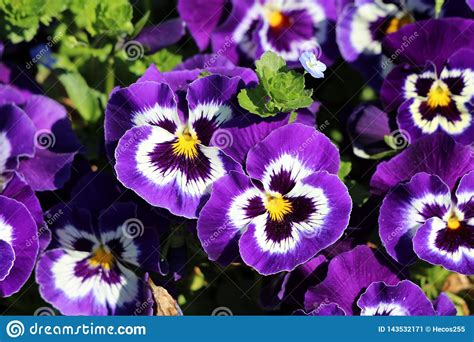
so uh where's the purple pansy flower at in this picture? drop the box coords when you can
[211,0,338,65]
[304,245,403,315]
[370,133,474,196]
[379,171,474,274]
[381,19,474,145]
[106,75,243,219]
[197,124,352,275]
[0,195,39,297]
[0,94,81,192]
[357,280,436,316]
[36,202,160,315]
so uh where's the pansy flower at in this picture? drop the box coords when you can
[106,75,243,218]
[0,194,39,297]
[379,171,474,274]
[356,280,436,316]
[36,202,160,315]
[0,94,81,191]
[381,19,474,145]
[302,280,450,316]
[211,0,338,65]
[304,245,402,315]
[198,124,352,275]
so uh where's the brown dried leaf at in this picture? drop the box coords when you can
[148,278,182,316]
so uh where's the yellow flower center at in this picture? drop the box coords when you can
[427,81,451,108]
[385,14,412,34]
[172,128,200,159]
[264,193,293,222]
[268,11,284,28]
[89,246,115,270]
[447,217,461,230]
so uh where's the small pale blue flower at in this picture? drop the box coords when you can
[299,51,326,79]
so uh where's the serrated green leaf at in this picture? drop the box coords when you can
[238,51,313,117]
[58,72,102,123]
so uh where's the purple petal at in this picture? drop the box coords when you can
[177,0,226,51]
[357,280,436,316]
[0,196,39,297]
[304,245,402,315]
[246,124,340,183]
[0,240,14,281]
[0,104,35,172]
[135,19,186,54]
[348,104,392,159]
[197,171,256,265]
[18,95,80,191]
[2,173,49,250]
[382,18,474,70]
[433,292,457,316]
[105,81,180,157]
[370,133,474,196]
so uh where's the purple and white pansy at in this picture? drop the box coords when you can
[356,280,436,316]
[211,0,338,65]
[0,195,39,297]
[36,203,160,316]
[379,171,474,274]
[106,75,243,219]
[381,19,474,145]
[197,124,352,275]
[304,246,455,316]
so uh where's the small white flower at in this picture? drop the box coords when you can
[299,51,327,79]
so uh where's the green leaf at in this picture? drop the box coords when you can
[338,161,352,181]
[238,51,313,117]
[0,0,67,43]
[70,0,133,37]
[131,11,150,39]
[58,72,102,123]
